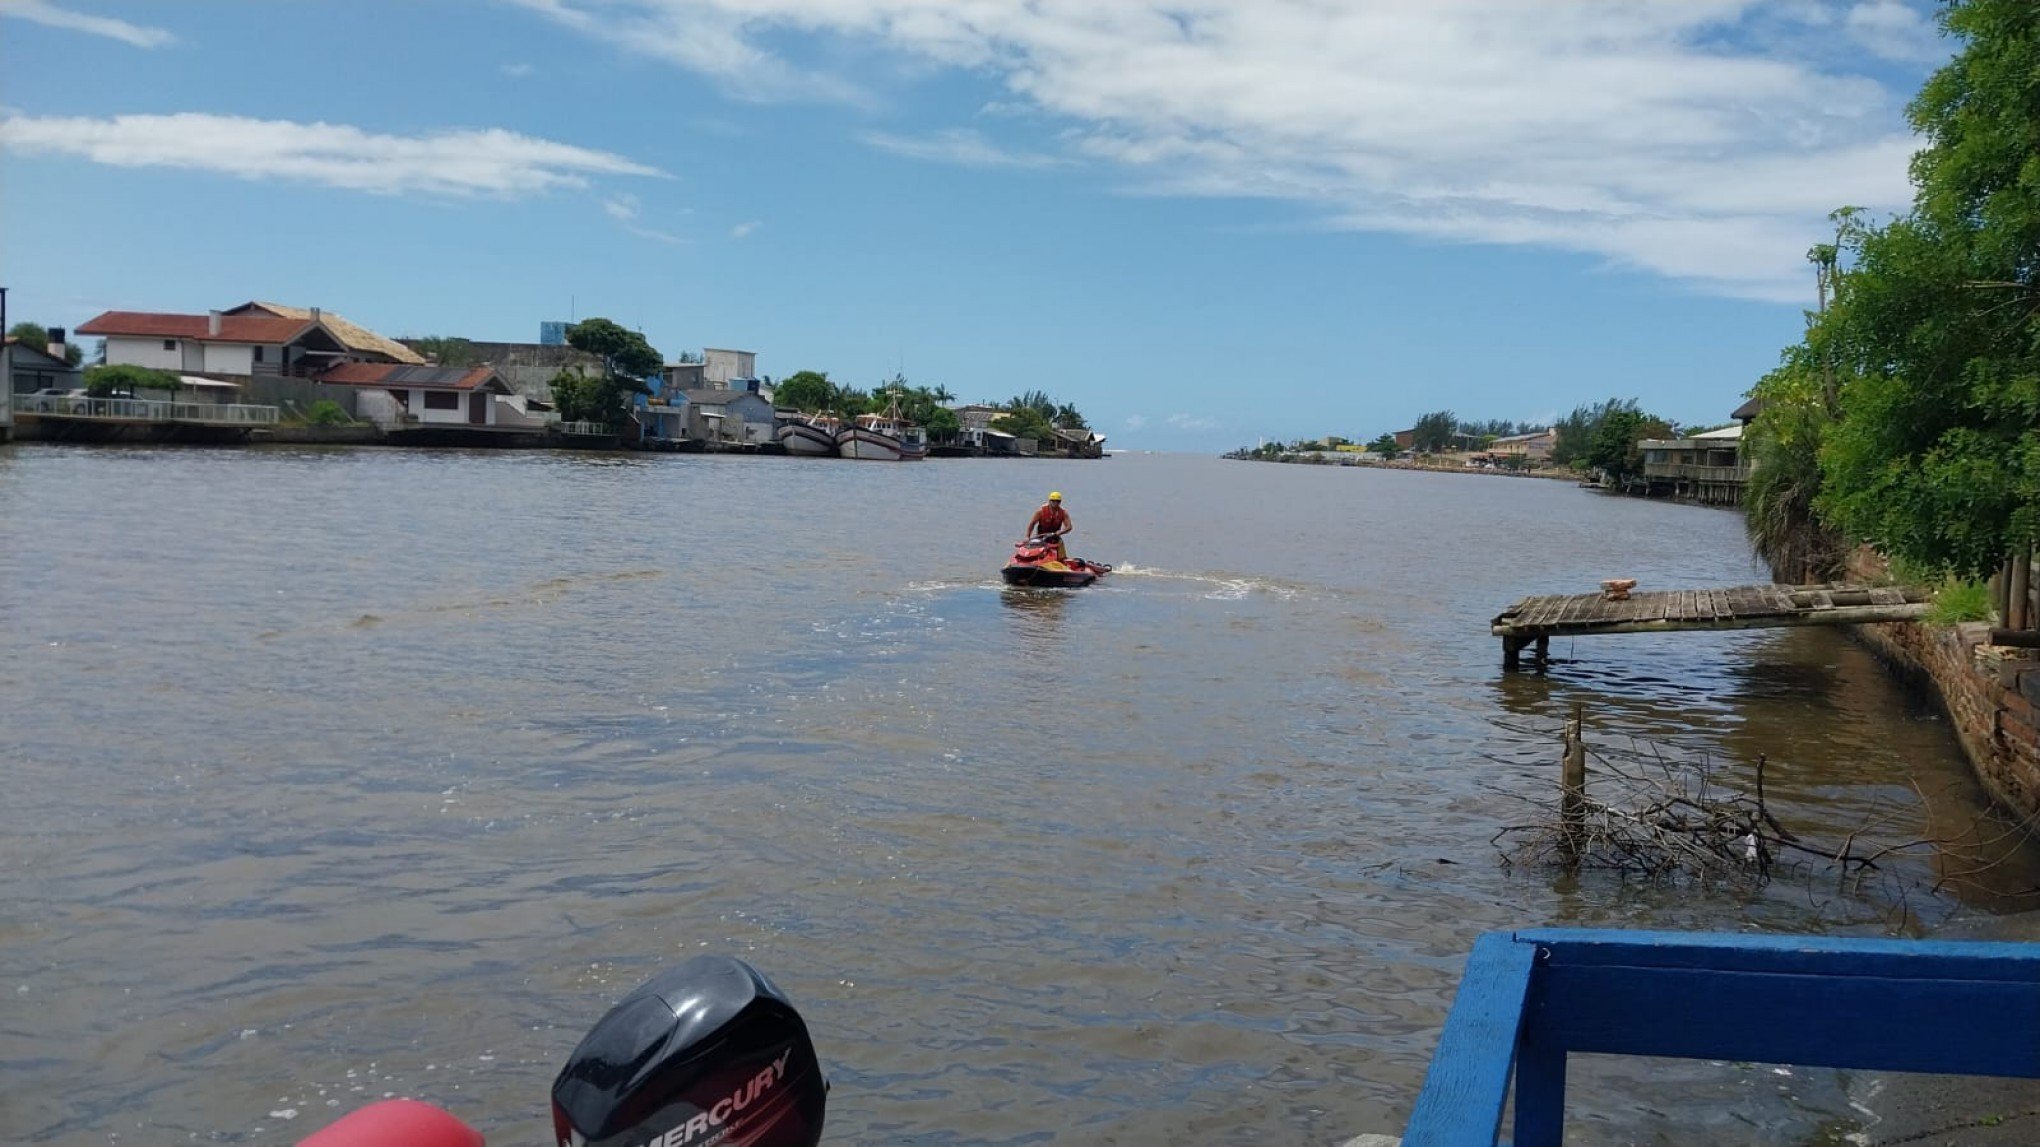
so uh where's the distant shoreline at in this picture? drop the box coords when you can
[1228,453,1583,483]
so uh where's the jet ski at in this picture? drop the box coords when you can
[1001,533,1112,588]
[297,954,827,1147]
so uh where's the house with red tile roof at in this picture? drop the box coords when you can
[77,304,422,379]
[314,362,528,430]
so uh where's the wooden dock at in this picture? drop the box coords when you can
[1492,582,1932,668]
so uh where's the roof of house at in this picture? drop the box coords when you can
[679,387,771,406]
[318,362,508,391]
[77,310,312,344]
[1489,429,1554,444]
[229,302,425,364]
[2,337,75,368]
[1732,396,1764,421]
[1691,424,1744,440]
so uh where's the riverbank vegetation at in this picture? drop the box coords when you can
[1742,0,2039,593]
[775,373,1085,444]
[1227,400,1676,480]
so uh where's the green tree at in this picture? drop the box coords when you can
[1410,409,1458,453]
[1581,407,1673,484]
[566,318,661,382]
[547,369,604,424]
[9,321,49,349]
[1551,398,1643,467]
[775,370,836,412]
[993,406,1055,442]
[83,363,181,397]
[923,405,960,442]
[1367,433,1403,460]
[1806,0,2040,579]
[410,335,478,367]
[1744,347,1848,581]
[9,321,83,366]
[562,318,659,426]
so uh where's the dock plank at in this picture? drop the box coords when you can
[1492,581,1934,647]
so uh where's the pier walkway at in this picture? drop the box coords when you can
[1491,582,1932,668]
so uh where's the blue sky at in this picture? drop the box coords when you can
[0,1,1949,448]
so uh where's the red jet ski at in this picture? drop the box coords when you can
[1001,533,1112,588]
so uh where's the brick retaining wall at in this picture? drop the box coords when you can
[1856,619,2040,830]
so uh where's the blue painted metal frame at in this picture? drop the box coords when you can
[1403,929,2040,1146]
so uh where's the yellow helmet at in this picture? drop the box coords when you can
[1048,491,1062,501]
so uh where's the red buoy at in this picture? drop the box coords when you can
[296,1099,484,1147]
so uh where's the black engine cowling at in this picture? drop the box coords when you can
[550,955,826,1147]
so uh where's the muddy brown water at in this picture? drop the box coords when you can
[1,446,2032,1144]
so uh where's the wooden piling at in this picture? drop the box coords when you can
[2009,553,2031,632]
[1561,703,1587,860]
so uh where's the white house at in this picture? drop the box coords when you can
[317,363,518,429]
[78,303,423,378]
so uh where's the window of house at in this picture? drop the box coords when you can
[423,390,460,410]
[253,346,264,363]
[163,339,176,351]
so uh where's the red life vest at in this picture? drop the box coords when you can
[1031,504,1069,534]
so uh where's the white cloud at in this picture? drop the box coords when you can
[861,128,1065,170]
[1166,413,1220,433]
[602,193,686,243]
[0,0,173,48]
[503,0,867,104]
[1124,414,1147,431]
[0,112,664,197]
[1845,1,1943,62]
[730,219,761,239]
[501,61,536,77]
[508,0,1946,300]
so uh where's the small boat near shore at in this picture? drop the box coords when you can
[776,414,839,456]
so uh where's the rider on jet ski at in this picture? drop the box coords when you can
[1025,491,1072,560]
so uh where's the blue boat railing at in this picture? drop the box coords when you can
[1405,928,2040,1146]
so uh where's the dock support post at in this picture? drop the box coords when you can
[1561,703,1587,861]
[1534,635,1550,670]
[2009,553,2031,631]
[1503,635,1525,670]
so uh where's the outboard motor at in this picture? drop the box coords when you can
[550,955,827,1147]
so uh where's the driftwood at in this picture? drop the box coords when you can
[1491,713,2034,905]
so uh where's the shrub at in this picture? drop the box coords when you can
[305,400,352,426]
[1927,579,1993,625]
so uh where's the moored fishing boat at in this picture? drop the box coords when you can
[775,413,839,456]
[836,395,926,460]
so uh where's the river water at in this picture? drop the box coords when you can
[2,446,2034,1145]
